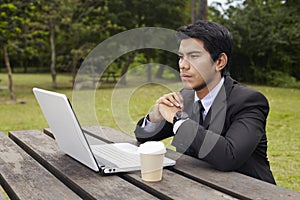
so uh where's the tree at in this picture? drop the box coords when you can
[198,0,208,20]
[191,0,208,21]
[0,1,36,100]
[107,0,189,84]
[66,0,116,84]
[211,0,300,85]
[1,0,189,86]
[35,0,65,88]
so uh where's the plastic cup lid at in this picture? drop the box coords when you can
[138,141,166,154]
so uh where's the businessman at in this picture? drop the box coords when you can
[134,20,276,184]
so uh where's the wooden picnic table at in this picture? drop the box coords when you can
[0,127,299,200]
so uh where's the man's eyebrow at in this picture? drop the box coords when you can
[177,50,203,55]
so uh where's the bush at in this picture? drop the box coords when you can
[250,67,300,88]
[266,70,300,88]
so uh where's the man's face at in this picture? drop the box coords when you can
[178,38,218,90]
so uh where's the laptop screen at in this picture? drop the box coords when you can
[33,88,100,171]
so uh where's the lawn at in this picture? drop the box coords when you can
[0,73,299,193]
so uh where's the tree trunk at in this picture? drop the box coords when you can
[71,56,78,86]
[23,59,28,73]
[191,0,196,23]
[156,65,164,79]
[71,49,80,86]
[3,45,16,101]
[197,0,208,20]
[50,21,57,88]
[145,53,152,82]
[119,53,136,85]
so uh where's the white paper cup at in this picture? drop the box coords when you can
[138,141,166,182]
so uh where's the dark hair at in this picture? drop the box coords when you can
[176,20,232,76]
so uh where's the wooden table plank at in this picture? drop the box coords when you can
[8,130,155,200]
[125,170,236,200]
[0,132,81,200]
[44,128,236,200]
[82,126,300,200]
[171,155,300,200]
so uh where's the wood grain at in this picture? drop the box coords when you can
[83,126,300,200]
[0,132,81,200]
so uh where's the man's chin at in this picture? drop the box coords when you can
[182,81,207,91]
[194,83,207,91]
[182,82,194,89]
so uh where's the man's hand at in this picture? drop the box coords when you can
[156,92,184,123]
[158,103,181,123]
[148,92,184,123]
[156,92,184,109]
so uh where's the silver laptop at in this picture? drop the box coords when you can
[33,88,175,175]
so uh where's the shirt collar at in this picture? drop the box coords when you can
[194,77,225,114]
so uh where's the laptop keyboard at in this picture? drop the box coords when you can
[91,144,140,167]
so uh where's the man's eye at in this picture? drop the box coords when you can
[190,54,200,58]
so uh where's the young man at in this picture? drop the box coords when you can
[134,20,276,184]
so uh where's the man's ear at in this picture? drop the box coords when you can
[215,53,228,72]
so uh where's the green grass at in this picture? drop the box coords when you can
[0,73,299,193]
[252,85,300,192]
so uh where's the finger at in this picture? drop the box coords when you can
[157,97,175,107]
[167,92,183,108]
[156,93,181,107]
[166,93,178,106]
[173,92,184,108]
[156,94,172,106]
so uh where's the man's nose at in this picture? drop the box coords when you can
[179,57,190,70]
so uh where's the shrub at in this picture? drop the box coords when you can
[266,70,300,88]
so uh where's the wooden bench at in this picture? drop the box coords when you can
[90,71,120,85]
[100,71,119,83]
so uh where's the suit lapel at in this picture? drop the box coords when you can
[203,76,234,133]
[181,89,195,116]
[204,85,226,133]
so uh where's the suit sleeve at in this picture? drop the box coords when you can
[172,90,269,171]
[134,118,174,143]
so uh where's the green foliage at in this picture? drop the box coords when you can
[0,2,21,44]
[107,0,188,29]
[105,0,188,74]
[266,70,300,88]
[0,0,189,75]
[252,67,300,88]
[0,0,47,74]
[210,0,300,85]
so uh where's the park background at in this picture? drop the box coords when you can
[1,0,299,194]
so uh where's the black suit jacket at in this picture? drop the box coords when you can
[134,76,276,184]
